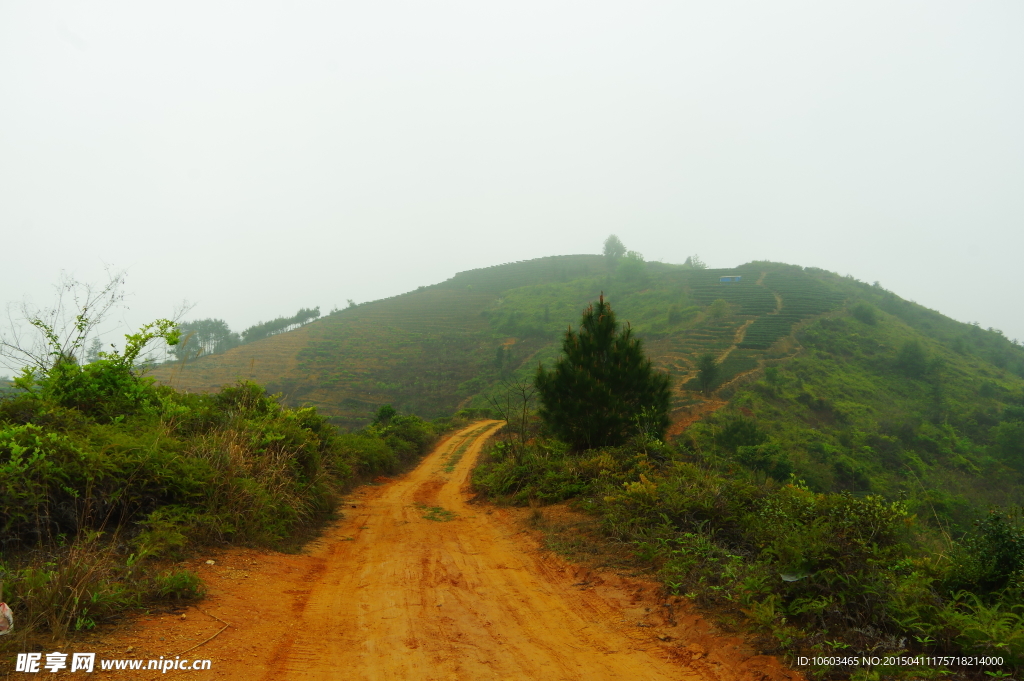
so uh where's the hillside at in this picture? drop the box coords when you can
[152,255,605,424]
[153,255,829,424]
[153,253,1024,522]
[12,252,1024,672]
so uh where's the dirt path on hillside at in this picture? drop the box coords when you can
[54,423,802,681]
[262,421,699,681]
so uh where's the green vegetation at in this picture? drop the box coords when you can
[153,255,611,427]
[139,245,1024,676]
[153,252,1024,510]
[172,307,321,361]
[240,307,321,344]
[478,434,1024,675]
[474,267,1024,678]
[695,352,719,395]
[416,503,457,522]
[603,234,626,267]
[171,318,239,359]
[0,320,443,646]
[535,295,670,450]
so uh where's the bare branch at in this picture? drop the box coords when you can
[0,268,127,372]
[487,377,536,459]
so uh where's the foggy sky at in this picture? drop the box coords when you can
[1,1,1022,356]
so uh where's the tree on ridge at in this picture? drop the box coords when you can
[603,234,626,265]
[535,294,671,450]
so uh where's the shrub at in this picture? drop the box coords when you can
[736,442,793,481]
[708,298,731,319]
[851,302,878,325]
[0,376,445,642]
[695,353,719,395]
[718,416,767,452]
[535,295,671,449]
[896,339,929,378]
[945,509,1024,597]
[152,569,205,600]
[474,434,1024,671]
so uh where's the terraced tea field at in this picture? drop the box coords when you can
[739,270,846,349]
[685,268,777,315]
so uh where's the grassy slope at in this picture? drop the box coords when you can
[152,255,607,427]
[152,255,1024,526]
[696,277,1024,531]
[470,267,1024,672]
[156,257,835,425]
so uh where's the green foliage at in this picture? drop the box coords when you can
[416,504,456,522]
[10,318,182,421]
[172,318,239,360]
[851,302,878,325]
[993,420,1024,470]
[0,360,442,642]
[162,255,1024,437]
[896,339,929,378]
[707,298,731,319]
[373,403,398,425]
[603,234,626,264]
[473,439,647,504]
[717,416,767,451]
[736,442,793,481]
[695,352,719,395]
[684,255,707,269]
[475,433,1024,671]
[240,306,320,344]
[945,509,1024,597]
[152,569,205,600]
[535,295,671,450]
[616,250,647,281]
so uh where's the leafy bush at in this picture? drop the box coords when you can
[851,303,878,325]
[945,509,1024,597]
[152,569,205,600]
[475,433,1024,675]
[896,339,929,378]
[708,298,731,319]
[0,369,443,643]
[736,442,793,481]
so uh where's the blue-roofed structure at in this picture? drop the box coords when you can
[719,275,742,283]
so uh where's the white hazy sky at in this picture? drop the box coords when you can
[1,1,1022,349]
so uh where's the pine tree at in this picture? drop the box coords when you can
[535,295,671,450]
[696,352,719,394]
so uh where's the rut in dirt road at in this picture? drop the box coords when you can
[262,422,699,680]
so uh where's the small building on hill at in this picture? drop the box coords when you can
[719,275,742,283]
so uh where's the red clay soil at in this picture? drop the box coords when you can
[667,399,727,439]
[39,422,803,681]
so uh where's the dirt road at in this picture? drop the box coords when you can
[70,422,800,681]
[265,420,689,680]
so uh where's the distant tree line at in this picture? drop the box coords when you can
[173,319,239,360]
[172,307,320,361]
[240,307,320,343]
